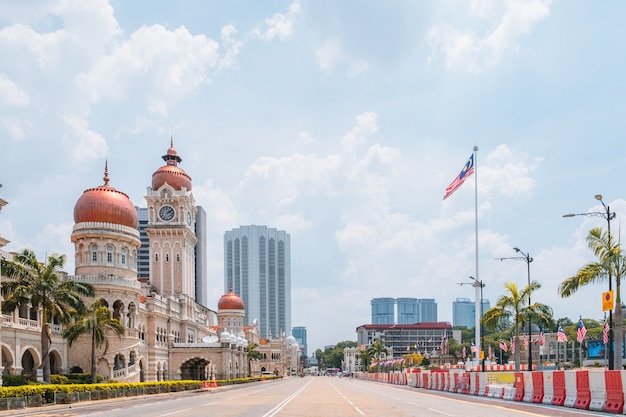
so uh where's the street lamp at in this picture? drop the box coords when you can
[458,276,486,371]
[563,194,616,370]
[497,248,534,371]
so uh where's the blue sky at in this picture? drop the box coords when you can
[1,0,625,352]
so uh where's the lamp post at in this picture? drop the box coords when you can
[458,276,486,371]
[563,194,616,370]
[497,248,534,371]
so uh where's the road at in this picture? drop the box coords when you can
[3,376,611,417]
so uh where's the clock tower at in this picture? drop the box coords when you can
[144,140,198,298]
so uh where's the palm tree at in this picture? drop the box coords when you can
[558,226,626,369]
[356,347,373,372]
[63,299,125,383]
[482,281,553,371]
[246,342,262,377]
[369,339,387,372]
[1,249,95,383]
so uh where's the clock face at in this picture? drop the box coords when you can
[159,205,175,221]
[187,211,192,226]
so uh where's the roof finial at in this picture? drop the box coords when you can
[103,160,110,185]
[170,133,173,149]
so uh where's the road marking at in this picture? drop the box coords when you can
[161,408,191,416]
[427,408,453,416]
[405,401,421,407]
[262,378,314,417]
[355,406,365,415]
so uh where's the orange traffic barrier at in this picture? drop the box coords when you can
[574,370,591,410]
[513,372,524,402]
[531,372,544,403]
[605,370,624,414]
[551,370,566,406]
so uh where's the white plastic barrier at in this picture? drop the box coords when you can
[588,369,607,412]
[477,372,487,396]
[564,370,577,408]
[449,369,462,392]
[542,370,554,405]
[503,386,516,401]
[522,371,533,403]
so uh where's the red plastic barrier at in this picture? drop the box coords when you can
[531,372,544,403]
[605,370,624,414]
[473,373,480,396]
[458,372,470,394]
[421,373,429,389]
[513,372,525,402]
[574,370,591,410]
[552,370,566,406]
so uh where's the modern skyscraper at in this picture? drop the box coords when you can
[396,298,419,324]
[292,326,307,357]
[417,299,437,322]
[224,225,291,339]
[453,297,490,328]
[371,298,395,324]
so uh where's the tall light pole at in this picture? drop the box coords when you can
[563,194,616,370]
[497,248,534,371]
[458,276,486,371]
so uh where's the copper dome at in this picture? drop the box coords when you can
[151,140,192,191]
[73,163,138,229]
[218,291,245,310]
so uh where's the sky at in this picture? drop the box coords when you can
[1,0,626,353]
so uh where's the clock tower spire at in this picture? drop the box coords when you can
[145,140,197,298]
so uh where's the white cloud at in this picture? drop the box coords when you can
[218,24,243,71]
[62,113,108,160]
[0,74,29,107]
[252,1,301,41]
[428,0,552,73]
[340,112,378,153]
[316,39,341,72]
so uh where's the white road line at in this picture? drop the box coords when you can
[428,407,453,416]
[355,406,365,415]
[160,408,191,416]
[262,378,314,417]
[405,401,421,407]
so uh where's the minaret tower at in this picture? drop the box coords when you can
[144,140,197,297]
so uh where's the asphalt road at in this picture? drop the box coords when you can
[2,376,613,417]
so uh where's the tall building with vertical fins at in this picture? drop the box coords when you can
[224,226,291,339]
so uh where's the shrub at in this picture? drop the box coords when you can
[50,374,69,385]
[2,375,36,387]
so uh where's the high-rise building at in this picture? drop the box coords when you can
[224,225,291,339]
[371,297,395,324]
[417,299,437,322]
[453,297,490,328]
[396,298,418,324]
[292,326,307,357]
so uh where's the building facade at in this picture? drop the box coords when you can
[224,226,291,339]
[292,326,307,358]
[0,143,297,384]
[452,298,491,328]
[371,297,437,324]
[370,298,395,324]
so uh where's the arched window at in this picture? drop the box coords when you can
[165,253,169,262]
[176,253,180,262]
[91,245,98,262]
[121,248,127,265]
[155,253,159,262]
[106,245,114,263]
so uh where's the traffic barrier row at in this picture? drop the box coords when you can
[355,368,626,414]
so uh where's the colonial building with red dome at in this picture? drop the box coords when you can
[0,142,299,383]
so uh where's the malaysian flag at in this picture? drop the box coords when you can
[510,337,515,354]
[603,320,610,345]
[470,342,477,353]
[577,318,587,343]
[499,339,508,352]
[523,334,528,349]
[488,345,492,361]
[443,153,475,200]
[462,345,467,359]
[539,330,545,346]
[557,326,568,343]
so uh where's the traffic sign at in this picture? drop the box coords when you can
[603,290,614,312]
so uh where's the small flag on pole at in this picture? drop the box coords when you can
[510,337,515,354]
[577,318,587,343]
[462,346,467,359]
[470,342,477,353]
[540,330,545,346]
[443,153,475,200]
[557,326,568,343]
[499,339,508,352]
[603,320,610,345]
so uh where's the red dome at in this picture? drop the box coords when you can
[218,291,245,310]
[74,163,138,229]
[151,142,192,191]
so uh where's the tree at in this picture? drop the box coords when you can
[63,299,125,383]
[1,249,95,383]
[558,226,626,369]
[482,281,553,372]
[357,348,373,371]
[246,342,262,377]
[369,339,387,372]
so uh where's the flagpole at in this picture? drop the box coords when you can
[472,145,482,370]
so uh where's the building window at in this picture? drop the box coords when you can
[106,246,113,263]
[176,253,180,262]
[155,253,159,262]
[91,245,98,262]
[165,253,169,262]
[121,248,127,265]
